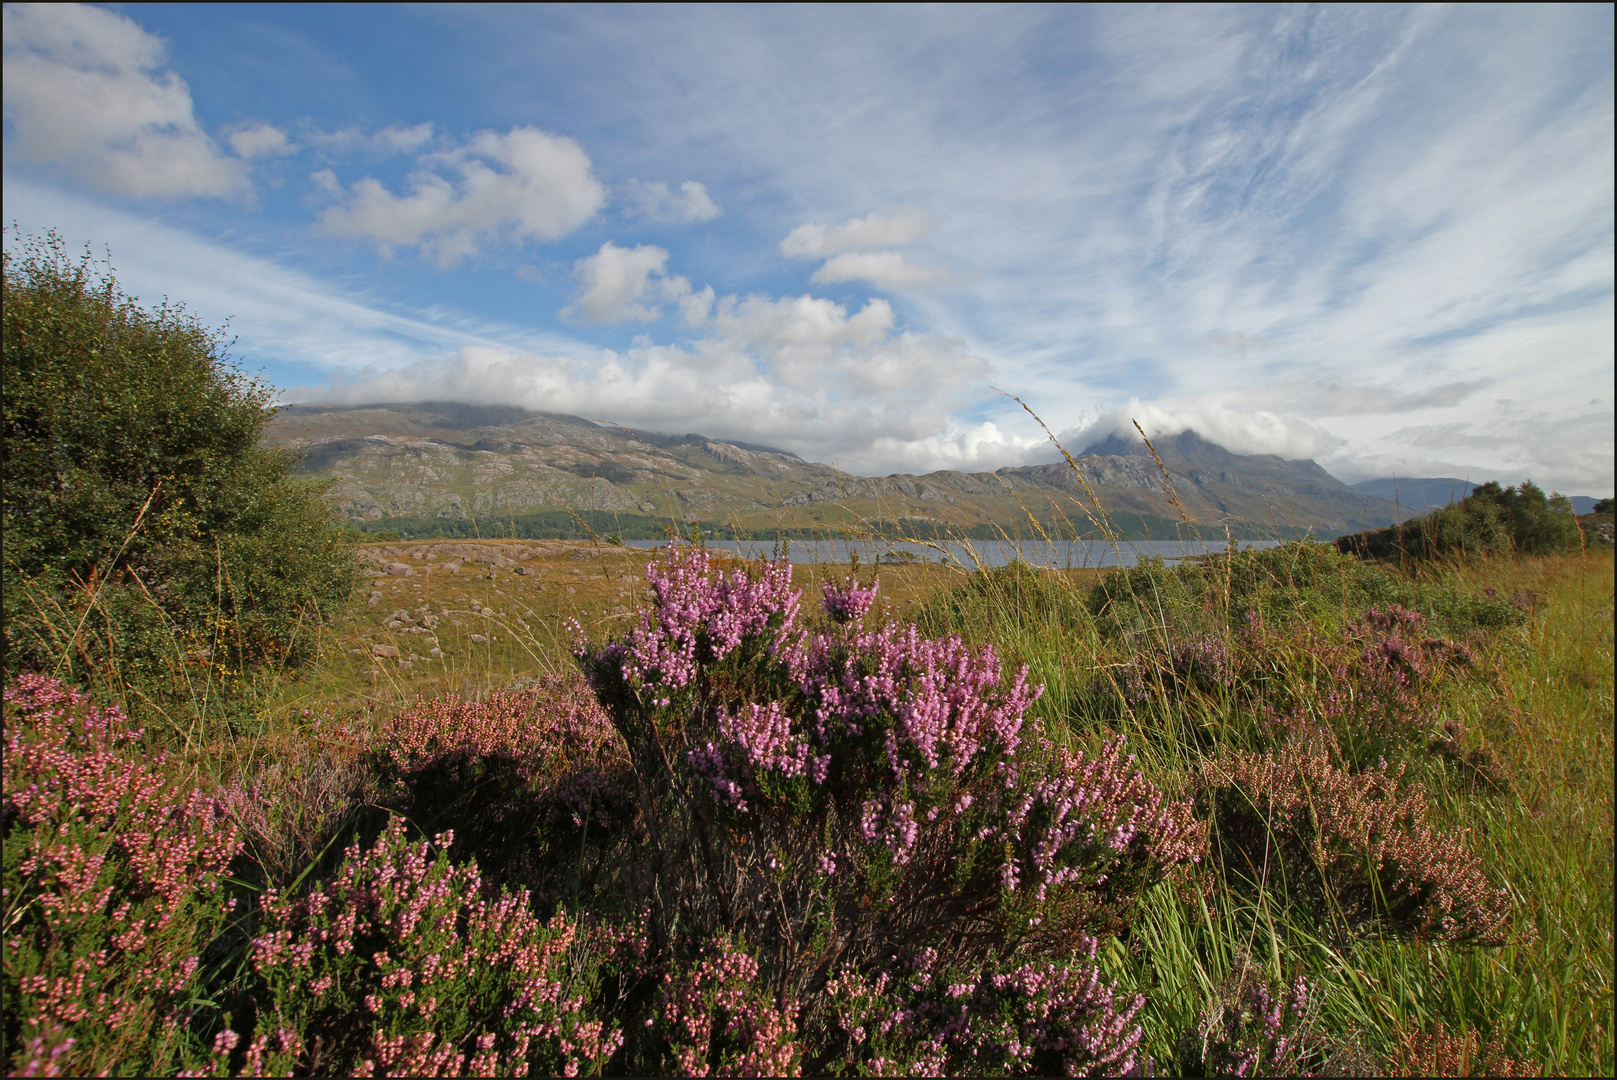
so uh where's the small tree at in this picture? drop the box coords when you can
[2,229,356,717]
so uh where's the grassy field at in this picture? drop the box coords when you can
[242,541,1612,1073]
[6,536,1611,1075]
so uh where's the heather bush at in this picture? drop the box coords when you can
[1119,603,1476,770]
[576,545,1205,1040]
[374,675,633,904]
[1198,744,1512,945]
[653,936,801,1077]
[2,674,241,1076]
[209,817,627,1077]
[1088,542,1522,642]
[818,937,1146,1076]
[1390,1021,1539,1077]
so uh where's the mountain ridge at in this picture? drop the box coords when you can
[265,402,1408,538]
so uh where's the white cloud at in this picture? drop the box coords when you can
[1,2,247,198]
[317,126,605,265]
[625,179,722,222]
[1063,398,1345,461]
[304,122,436,157]
[298,329,1016,476]
[779,209,934,258]
[226,123,296,160]
[562,242,714,325]
[811,250,954,289]
[567,242,675,323]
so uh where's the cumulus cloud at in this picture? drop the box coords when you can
[624,179,722,222]
[779,209,934,258]
[1063,398,1345,461]
[811,250,955,289]
[565,242,701,324]
[1,2,247,198]
[226,123,296,160]
[317,126,605,265]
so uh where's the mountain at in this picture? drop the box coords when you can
[1352,478,1602,515]
[263,402,1406,539]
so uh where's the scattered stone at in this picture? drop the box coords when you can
[429,647,443,658]
[370,644,400,658]
[398,661,412,671]
[470,633,489,643]
[367,592,383,608]
[439,561,461,574]
[566,586,577,594]
[385,563,415,577]
[513,565,533,576]
[348,648,366,656]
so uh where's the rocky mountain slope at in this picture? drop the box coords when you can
[264,402,1405,538]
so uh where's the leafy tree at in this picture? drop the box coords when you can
[2,229,356,716]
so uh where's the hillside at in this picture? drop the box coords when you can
[264,402,1406,539]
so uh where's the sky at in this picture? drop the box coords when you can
[3,3,1612,494]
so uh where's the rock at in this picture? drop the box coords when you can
[386,563,415,577]
[370,644,400,658]
[429,647,443,658]
[440,562,461,574]
[470,633,489,643]
[513,565,533,576]
[367,592,383,608]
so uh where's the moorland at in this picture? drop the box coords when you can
[4,231,1613,1076]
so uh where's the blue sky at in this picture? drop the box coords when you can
[4,3,1612,493]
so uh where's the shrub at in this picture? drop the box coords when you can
[654,936,801,1077]
[576,546,1205,1014]
[210,817,626,1077]
[1088,541,1523,644]
[1198,745,1512,945]
[375,676,633,903]
[2,229,357,715]
[819,937,1146,1076]
[2,674,241,1076]
[1337,481,1584,565]
[1389,1022,1539,1077]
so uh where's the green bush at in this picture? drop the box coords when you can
[2,230,357,718]
[1339,481,1584,566]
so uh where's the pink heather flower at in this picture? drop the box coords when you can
[822,574,880,624]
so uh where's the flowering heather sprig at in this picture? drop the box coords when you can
[1390,1022,1539,1077]
[2,674,241,1078]
[1200,745,1512,944]
[655,936,801,1077]
[999,740,1206,902]
[1183,958,1324,1076]
[821,574,880,625]
[228,817,622,1076]
[580,545,799,696]
[823,940,1145,1076]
